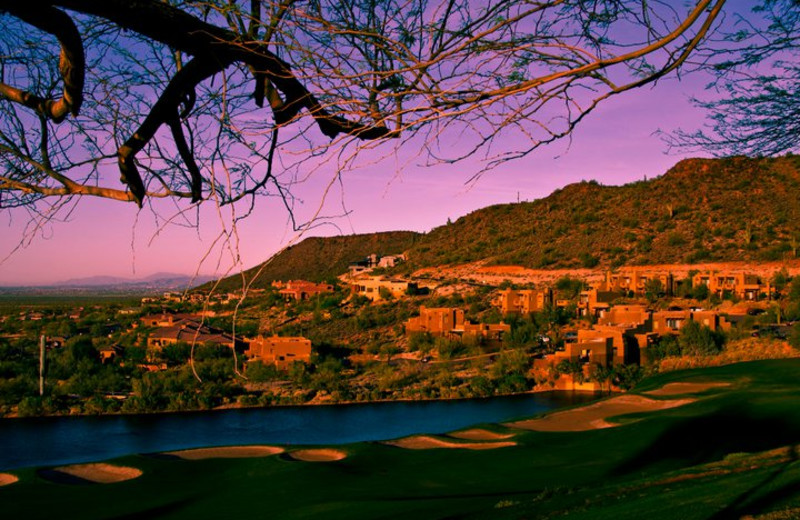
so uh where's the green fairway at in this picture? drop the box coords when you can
[2,359,800,519]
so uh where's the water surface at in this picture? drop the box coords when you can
[0,392,598,470]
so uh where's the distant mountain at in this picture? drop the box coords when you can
[59,275,133,286]
[203,231,421,292]
[19,273,216,289]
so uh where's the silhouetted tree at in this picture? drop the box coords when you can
[0,1,726,217]
[671,1,800,155]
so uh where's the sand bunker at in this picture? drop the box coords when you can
[448,428,516,441]
[386,435,516,450]
[51,463,142,484]
[507,394,695,432]
[287,449,347,462]
[165,445,284,460]
[644,382,731,396]
[0,473,19,486]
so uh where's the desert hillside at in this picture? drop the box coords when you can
[209,156,800,289]
[402,156,800,271]
[204,230,420,292]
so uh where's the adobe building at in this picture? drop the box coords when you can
[351,275,417,301]
[590,305,656,365]
[494,288,553,315]
[99,345,125,364]
[555,338,614,366]
[691,271,770,301]
[273,280,334,301]
[599,269,675,296]
[348,253,406,276]
[577,289,623,319]
[146,319,246,351]
[378,254,405,268]
[532,338,614,392]
[405,306,510,342]
[406,307,464,335]
[459,322,512,342]
[597,305,651,328]
[140,313,197,328]
[246,335,312,369]
[651,309,730,334]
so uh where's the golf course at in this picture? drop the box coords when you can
[2,359,800,519]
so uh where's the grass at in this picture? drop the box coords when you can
[2,359,800,519]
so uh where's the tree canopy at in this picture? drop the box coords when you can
[671,0,800,156]
[0,0,730,218]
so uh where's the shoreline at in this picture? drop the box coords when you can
[0,386,607,421]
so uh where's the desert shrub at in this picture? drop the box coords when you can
[667,232,686,247]
[612,364,643,391]
[408,332,434,352]
[646,334,681,363]
[685,248,712,263]
[678,321,724,356]
[555,276,585,299]
[579,252,599,268]
[246,361,280,382]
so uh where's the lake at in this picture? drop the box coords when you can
[0,391,598,470]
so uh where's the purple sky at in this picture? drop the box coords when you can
[0,70,713,286]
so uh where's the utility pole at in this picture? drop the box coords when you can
[39,335,46,396]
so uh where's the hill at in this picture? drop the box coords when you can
[401,155,800,271]
[206,156,800,290]
[205,230,420,291]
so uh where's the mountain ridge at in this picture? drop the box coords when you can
[207,156,800,290]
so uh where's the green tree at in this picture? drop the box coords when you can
[555,276,585,300]
[612,364,643,391]
[789,323,800,351]
[556,360,585,384]
[646,334,682,363]
[644,279,664,304]
[578,253,599,268]
[678,321,723,356]
[468,375,494,398]
[161,342,192,366]
[588,363,614,394]
[691,284,710,301]
[771,268,791,294]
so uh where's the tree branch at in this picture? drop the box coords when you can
[49,0,392,139]
[118,56,234,206]
[0,3,84,122]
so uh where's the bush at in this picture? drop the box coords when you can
[612,364,642,391]
[17,396,43,417]
[667,232,686,247]
[578,252,599,268]
[644,279,664,303]
[685,248,712,263]
[555,276,585,300]
[691,284,710,301]
[771,269,791,294]
[246,361,280,382]
[646,334,681,363]
[789,323,800,351]
[678,321,724,356]
[408,332,434,353]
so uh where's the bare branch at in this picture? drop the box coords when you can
[0,3,84,122]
